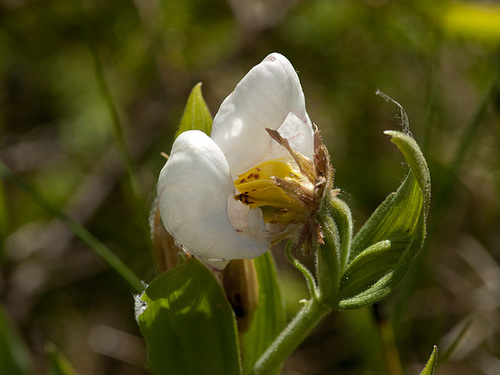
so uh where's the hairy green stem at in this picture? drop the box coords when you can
[285,242,318,299]
[252,190,352,373]
[252,298,331,374]
[327,194,353,273]
[316,211,341,299]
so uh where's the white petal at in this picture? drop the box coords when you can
[278,112,314,158]
[157,130,269,260]
[211,52,313,177]
[226,197,267,238]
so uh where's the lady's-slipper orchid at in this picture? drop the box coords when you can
[157,53,333,262]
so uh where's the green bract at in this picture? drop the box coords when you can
[175,83,213,138]
[316,130,431,310]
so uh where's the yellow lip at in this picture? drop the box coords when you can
[234,158,313,223]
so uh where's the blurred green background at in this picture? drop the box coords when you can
[1,0,499,374]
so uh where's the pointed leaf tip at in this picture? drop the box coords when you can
[337,130,430,309]
[419,346,439,375]
[384,130,431,216]
[175,83,213,139]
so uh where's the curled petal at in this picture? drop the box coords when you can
[211,53,313,177]
[157,130,269,260]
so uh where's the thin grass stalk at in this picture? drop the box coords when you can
[75,0,150,244]
[0,162,144,293]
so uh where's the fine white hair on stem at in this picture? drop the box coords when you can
[376,89,412,137]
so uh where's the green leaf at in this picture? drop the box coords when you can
[0,304,33,375]
[137,257,241,375]
[46,343,78,375]
[338,131,430,309]
[419,346,439,375]
[241,252,285,375]
[175,83,213,138]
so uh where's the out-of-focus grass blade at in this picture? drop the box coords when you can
[440,321,471,364]
[0,304,33,375]
[76,0,150,243]
[0,162,143,293]
[46,343,78,375]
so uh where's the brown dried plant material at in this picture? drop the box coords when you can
[150,200,179,274]
[222,259,259,333]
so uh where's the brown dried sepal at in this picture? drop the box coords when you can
[266,127,334,255]
[222,259,259,333]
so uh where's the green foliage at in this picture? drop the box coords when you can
[419,346,439,375]
[137,257,241,375]
[241,252,285,375]
[46,343,78,375]
[0,304,32,375]
[315,129,430,310]
[138,243,285,375]
[175,83,213,139]
[337,131,430,309]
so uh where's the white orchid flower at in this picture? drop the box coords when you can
[157,53,332,262]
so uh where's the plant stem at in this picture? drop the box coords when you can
[252,298,331,374]
[327,193,353,274]
[315,190,353,306]
[285,242,318,299]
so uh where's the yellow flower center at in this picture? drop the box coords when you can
[234,158,313,224]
